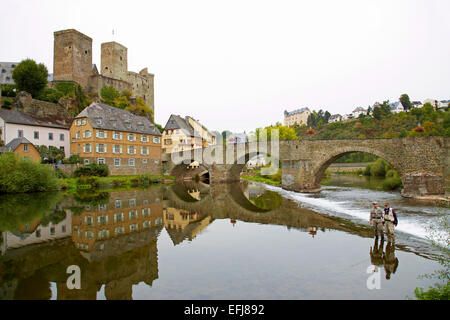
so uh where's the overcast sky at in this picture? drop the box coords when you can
[1,0,449,132]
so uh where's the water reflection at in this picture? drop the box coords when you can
[0,182,441,299]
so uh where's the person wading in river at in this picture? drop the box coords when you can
[383,202,398,243]
[370,202,384,240]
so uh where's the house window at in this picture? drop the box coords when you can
[127,134,136,141]
[34,131,39,139]
[36,229,41,238]
[85,216,94,226]
[114,158,121,166]
[129,158,135,166]
[60,133,65,141]
[98,158,106,165]
[114,226,125,235]
[62,225,66,233]
[141,146,149,155]
[129,210,137,220]
[113,144,122,154]
[143,221,151,229]
[96,131,106,138]
[153,137,161,144]
[84,130,92,138]
[129,199,136,207]
[114,212,125,223]
[60,146,65,153]
[125,122,131,129]
[96,144,106,153]
[142,159,148,164]
[18,130,23,138]
[76,131,80,139]
[96,118,103,125]
[50,227,55,236]
[115,200,122,208]
[24,144,28,152]
[127,145,136,154]
[165,139,172,145]
[154,159,159,164]
[142,208,151,217]
[49,133,54,140]
[83,144,92,153]
[113,132,122,140]
[84,159,90,165]
[81,119,86,125]
[141,135,148,142]
[129,223,138,232]
[97,215,109,226]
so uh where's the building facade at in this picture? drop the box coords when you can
[0,137,41,162]
[70,102,162,175]
[162,115,215,154]
[0,109,70,157]
[328,114,342,123]
[284,108,311,127]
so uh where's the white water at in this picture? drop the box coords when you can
[257,183,449,246]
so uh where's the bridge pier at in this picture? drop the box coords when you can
[401,173,446,198]
[281,160,321,193]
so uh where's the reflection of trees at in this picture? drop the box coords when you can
[249,190,283,210]
[40,209,67,227]
[0,193,63,232]
[73,191,110,206]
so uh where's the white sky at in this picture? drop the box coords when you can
[1,0,449,132]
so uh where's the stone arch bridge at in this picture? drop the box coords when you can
[162,137,449,197]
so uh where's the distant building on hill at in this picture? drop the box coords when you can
[328,114,342,123]
[284,108,311,127]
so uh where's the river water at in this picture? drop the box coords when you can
[0,175,448,300]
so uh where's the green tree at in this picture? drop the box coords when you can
[399,94,413,112]
[100,86,120,105]
[37,146,65,164]
[12,59,48,97]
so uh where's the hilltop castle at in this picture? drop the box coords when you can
[53,29,154,113]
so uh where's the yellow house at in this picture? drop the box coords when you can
[0,137,41,162]
[70,102,162,175]
[162,114,216,153]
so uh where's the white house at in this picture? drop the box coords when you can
[328,114,342,123]
[411,101,423,109]
[0,109,71,158]
[342,114,354,121]
[352,107,367,118]
[389,101,405,114]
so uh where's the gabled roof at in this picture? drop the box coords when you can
[353,107,366,112]
[0,109,69,129]
[2,137,33,152]
[75,103,161,136]
[164,114,195,136]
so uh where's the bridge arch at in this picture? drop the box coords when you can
[312,146,404,188]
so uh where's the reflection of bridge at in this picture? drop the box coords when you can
[163,137,449,197]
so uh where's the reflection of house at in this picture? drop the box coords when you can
[71,190,163,252]
[163,207,212,245]
[162,114,215,153]
[0,109,70,158]
[1,210,72,255]
[0,137,41,162]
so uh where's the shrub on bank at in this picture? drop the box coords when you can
[382,177,403,190]
[0,152,60,193]
[73,163,109,177]
[63,154,83,164]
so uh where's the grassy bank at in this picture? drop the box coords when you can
[241,175,281,186]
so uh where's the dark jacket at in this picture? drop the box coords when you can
[384,207,398,226]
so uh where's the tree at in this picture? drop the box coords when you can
[37,146,65,164]
[400,94,413,112]
[100,86,120,105]
[12,59,48,97]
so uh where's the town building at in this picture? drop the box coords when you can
[352,107,367,118]
[411,101,423,109]
[342,114,354,121]
[0,109,70,157]
[0,62,18,86]
[389,102,405,114]
[328,114,342,123]
[70,102,162,175]
[284,108,311,127]
[53,29,154,112]
[162,115,215,153]
[0,137,41,162]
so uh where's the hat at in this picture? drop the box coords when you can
[372,201,378,205]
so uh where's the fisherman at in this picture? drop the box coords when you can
[383,202,398,243]
[370,202,384,240]
[383,241,399,279]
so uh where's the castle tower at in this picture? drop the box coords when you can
[101,42,128,81]
[53,29,93,88]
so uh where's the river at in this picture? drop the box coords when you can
[0,174,448,300]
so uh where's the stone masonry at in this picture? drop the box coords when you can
[163,137,449,198]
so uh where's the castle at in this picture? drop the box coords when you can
[53,29,154,113]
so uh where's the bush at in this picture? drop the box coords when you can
[382,177,402,190]
[112,178,128,188]
[73,163,109,177]
[37,87,64,103]
[63,154,83,164]
[54,168,68,179]
[139,174,161,186]
[363,164,372,176]
[2,97,12,109]
[0,152,60,193]
[386,169,399,178]
[1,84,16,97]
[370,158,388,177]
[77,176,100,188]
